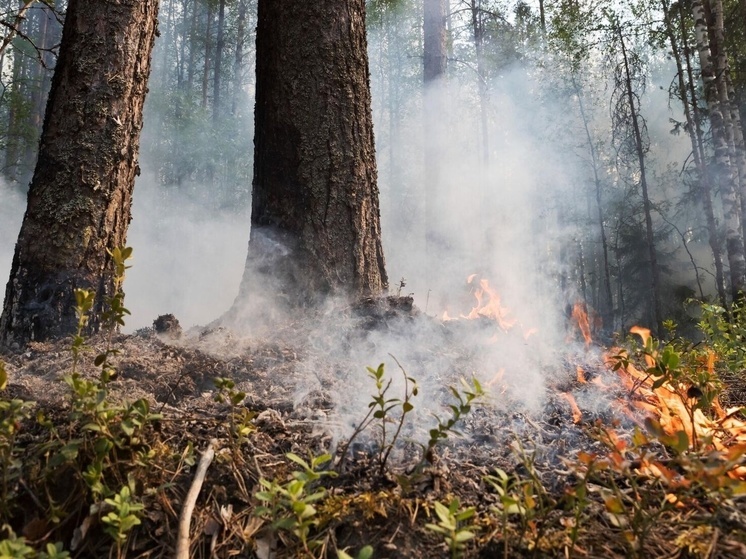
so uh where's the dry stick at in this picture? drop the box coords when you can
[175,438,218,559]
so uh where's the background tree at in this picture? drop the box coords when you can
[0,0,159,347]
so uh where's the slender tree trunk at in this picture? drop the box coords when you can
[664,0,728,307]
[574,78,614,328]
[231,0,247,115]
[187,0,198,89]
[618,26,664,334]
[178,0,190,88]
[212,0,225,121]
[693,0,746,298]
[201,0,214,109]
[423,0,448,276]
[232,0,387,312]
[469,0,489,167]
[0,0,159,348]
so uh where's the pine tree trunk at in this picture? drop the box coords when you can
[233,0,387,310]
[0,0,159,348]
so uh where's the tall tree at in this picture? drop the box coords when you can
[693,0,746,298]
[612,22,664,334]
[423,0,448,275]
[0,0,159,348]
[232,0,387,310]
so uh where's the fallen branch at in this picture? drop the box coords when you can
[175,438,217,559]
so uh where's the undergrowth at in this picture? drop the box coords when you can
[1,267,746,557]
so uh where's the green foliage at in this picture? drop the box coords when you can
[100,478,144,554]
[698,301,746,372]
[424,377,484,464]
[337,545,374,559]
[63,249,160,500]
[254,453,337,553]
[424,498,479,559]
[338,362,418,473]
[213,377,256,452]
[0,361,34,521]
[484,441,554,555]
[0,528,68,559]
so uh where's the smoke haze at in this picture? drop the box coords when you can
[0,2,702,447]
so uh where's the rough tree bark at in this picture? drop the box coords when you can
[0,0,159,348]
[233,0,387,309]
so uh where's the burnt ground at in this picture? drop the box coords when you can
[2,298,746,558]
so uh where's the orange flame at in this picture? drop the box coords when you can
[608,327,746,457]
[465,276,516,330]
[561,392,583,424]
[571,302,593,348]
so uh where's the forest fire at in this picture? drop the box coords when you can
[440,274,522,334]
[562,304,746,480]
[610,327,746,454]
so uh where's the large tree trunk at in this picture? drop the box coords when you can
[233,0,387,310]
[0,0,159,349]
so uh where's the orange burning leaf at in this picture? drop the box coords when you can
[561,392,583,424]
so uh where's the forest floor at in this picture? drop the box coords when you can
[2,297,746,558]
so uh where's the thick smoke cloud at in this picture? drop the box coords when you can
[0,183,25,304]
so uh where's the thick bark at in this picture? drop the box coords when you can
[0,0,159,348]
[234,0,387,308]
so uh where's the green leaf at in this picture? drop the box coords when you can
[0,361,7,391]
[286,453,311,470]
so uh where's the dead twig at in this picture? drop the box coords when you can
[175,439,217,559]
